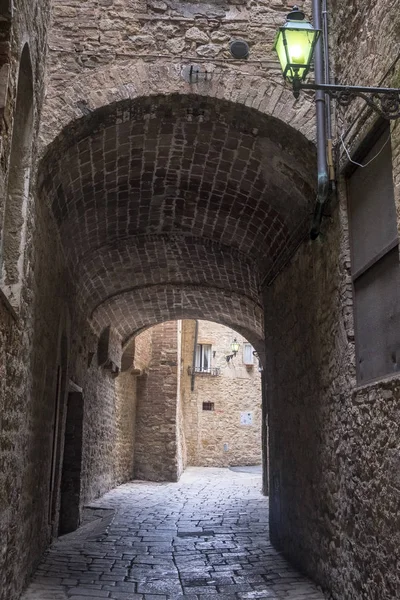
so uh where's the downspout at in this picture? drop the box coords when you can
[310,0,330,240]
[191,319,199,392]
[323,0,336,191]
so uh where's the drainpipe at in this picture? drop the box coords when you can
[191,319,199,392]
[323,0,336,190]
[310,0,330,240]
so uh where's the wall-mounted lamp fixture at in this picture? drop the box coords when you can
[226,338,240,362]
[273,4,400,240]
[252,350,264,373]
[274,6,400,119]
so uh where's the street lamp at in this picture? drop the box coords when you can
[226,338,240,363]
[231,338,240,355]
[274,6,320,86]
[274,6,400,120]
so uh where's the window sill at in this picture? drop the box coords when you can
[354,371,400,394]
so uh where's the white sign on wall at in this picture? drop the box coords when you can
[240,411,253,426]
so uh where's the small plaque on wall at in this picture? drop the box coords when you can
[240,411,253,425]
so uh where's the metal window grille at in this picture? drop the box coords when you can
[202,402,215,411]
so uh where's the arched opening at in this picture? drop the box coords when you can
[118,318,264,483]
[36,87,316,511]
[31,92,332,599]
[0,43,33,309]
[0,0,12,126]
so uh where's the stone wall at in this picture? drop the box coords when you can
[264,202,353,595]
[265,195,400,600]
[181,320,262,467]
[0,2,54,598]
[265,47,400,600]
[134,321,182,481]
[42,0,315,150]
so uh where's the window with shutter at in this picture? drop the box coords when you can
[348,128,400,383]
[243,343,254,365]
[195,344,212,373]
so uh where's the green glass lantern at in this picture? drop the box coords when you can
[231,338,240,355]
[273,6,320,82]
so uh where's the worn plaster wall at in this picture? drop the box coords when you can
[181,320,262,467]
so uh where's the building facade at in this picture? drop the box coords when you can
[0,1,399,599]
[180,320,262,468]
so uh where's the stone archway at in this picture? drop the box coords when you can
[39,94,316,316]
[36,89,323,583]
[37,89,317,490]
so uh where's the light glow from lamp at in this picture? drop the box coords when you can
[231,338,240,355]
[274,7,320,82]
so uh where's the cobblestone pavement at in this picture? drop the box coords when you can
[22,468,326,600]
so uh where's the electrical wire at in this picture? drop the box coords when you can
[340,131,391,168]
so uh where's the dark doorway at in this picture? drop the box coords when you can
[59,389,84,535]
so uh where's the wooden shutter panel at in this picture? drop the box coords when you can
[354,247,400,382]
[348,128,400,383]
[348,131,397,276]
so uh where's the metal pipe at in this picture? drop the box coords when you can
[191,319,199,392]
[322,0,332,138]
[310,0,329,240]
[322,0,335,187]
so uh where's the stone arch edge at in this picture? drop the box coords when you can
[39,61,317,155]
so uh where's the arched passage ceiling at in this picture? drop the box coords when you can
[93,285,264,350]
[39,94,316,345]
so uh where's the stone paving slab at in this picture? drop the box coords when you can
[22,468,327,600]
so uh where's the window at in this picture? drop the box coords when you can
[348,127,400,383]
[202,402,214,411]
[243,343,254,365]
[195,344,211,373]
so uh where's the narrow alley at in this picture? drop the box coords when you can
[22,469,325,600]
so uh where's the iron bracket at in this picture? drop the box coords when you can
[293,79,400,120]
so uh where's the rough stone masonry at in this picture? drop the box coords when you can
[0,0,399,599]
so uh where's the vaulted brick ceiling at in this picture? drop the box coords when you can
[39,94,316,344]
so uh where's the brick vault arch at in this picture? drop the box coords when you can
[38,93,316,353]
[40,62,317,152]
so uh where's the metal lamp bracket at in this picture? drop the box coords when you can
[293,78,400,120]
